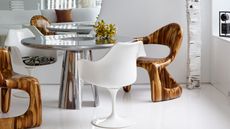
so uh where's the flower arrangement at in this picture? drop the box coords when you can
[94,20,116,40]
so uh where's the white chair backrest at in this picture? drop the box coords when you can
[5,28,35,57]
[92,41,142,87]
[4,28,35,69]
[137,41,146,57]
[23,25,44,37]
[4,28,56,58]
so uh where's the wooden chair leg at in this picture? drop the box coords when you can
[159,68,182,100]
[123,64,182,102]
[145,66,182,102]
[22,78,42,128]
[0,77,42,129]
[1,88,11,113]
[147,66,163,102]
[123,85,131,92]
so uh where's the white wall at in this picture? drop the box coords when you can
[0,0,9,10]
[211,37,230,96]
[0,0,40,10]
[200,0,212,82]
[98,0,211,83]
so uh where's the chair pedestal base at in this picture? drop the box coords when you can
[92,116,132,129]
[91,89,133,128]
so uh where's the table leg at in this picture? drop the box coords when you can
[59,51,82,109]
[58,50,99,109]
[91,84,99,107]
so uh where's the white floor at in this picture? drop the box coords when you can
[1,84,230,129]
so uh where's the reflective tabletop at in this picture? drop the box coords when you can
[22,34,131,51]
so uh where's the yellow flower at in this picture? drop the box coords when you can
[94,20,117,39]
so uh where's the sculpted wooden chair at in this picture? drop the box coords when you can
[123,23,183,102]
[0,47,42,129]
[30,15,55,35]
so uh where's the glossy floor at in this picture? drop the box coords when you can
[1,84,230,129]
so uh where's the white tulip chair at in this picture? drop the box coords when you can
[4,28,57,97]
[78,41,145,128]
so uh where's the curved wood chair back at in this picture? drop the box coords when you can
[30,15,54,35]
[141,23,183,62]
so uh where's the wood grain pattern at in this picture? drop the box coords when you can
[123,23,183,102]
[30,15,55,35]
[1,88,11,113]
[0,47,42,129]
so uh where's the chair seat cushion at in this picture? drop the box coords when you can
[22,56,56,66]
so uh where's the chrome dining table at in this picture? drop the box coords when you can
[21,34,132,110]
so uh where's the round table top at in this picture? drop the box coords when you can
[21,34,133,52]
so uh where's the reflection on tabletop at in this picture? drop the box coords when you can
[48,22,95,34]
[35,34,119,45]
